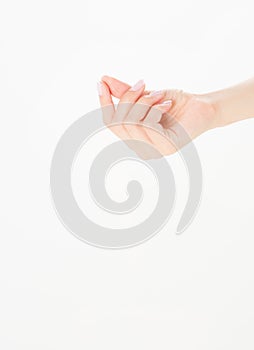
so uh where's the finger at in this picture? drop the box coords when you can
[99,76,166,159]
[143,100,172,124]
[125,90,166,122]
[102,75,150,99]
[101,75,130,98]
[110,79,158,159]
[142,100,176,155]
[97,80,131,147]
[97,81,115,125]
[122,90,166,154]
[113,79,145,123]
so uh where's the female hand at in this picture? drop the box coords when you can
[97,76,217,159]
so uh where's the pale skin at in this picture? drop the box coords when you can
[97,76,254,159]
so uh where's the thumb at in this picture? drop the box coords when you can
[101,75,131,98]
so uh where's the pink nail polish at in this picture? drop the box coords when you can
[144,90,163,98]
[97,81,103,96]
[129,79,145,91]
[162,100,172,105]
[149,90,164,96]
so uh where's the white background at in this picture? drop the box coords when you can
[1,0,254,349]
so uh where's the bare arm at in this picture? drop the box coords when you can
[204,78,254,127]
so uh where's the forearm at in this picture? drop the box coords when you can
[204,78,254,128]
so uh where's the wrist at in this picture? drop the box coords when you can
[195,93,224,130]
[201,79,254,129]
[201,92,229,128]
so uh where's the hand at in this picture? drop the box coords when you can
[97,76,217,159]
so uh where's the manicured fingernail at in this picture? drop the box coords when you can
[97,81,103,96]
[149,90,164,96]
[144,90,163,98]
[162,100,172,106]
[130,79,145,91]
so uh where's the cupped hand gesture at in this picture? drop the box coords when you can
[98,76,217,159]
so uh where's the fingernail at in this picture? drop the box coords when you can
[149,90,164,96]
[97,81,103,96]
[162,100,172,106]
[129,79,145,91]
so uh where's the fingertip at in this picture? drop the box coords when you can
[97,81,103,96]
[101,75,110,80]
[101,75,113,85]
[97,80,110,95]
[100,75,131,98]
[100,75,116,95]
[97,80,114,111]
